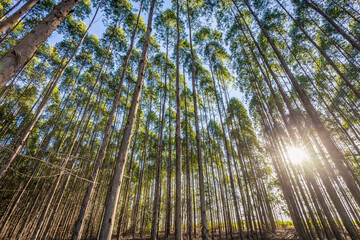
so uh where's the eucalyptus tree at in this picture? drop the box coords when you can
[152,8,178,238]
[69,0,148,238]
[181,65,193,240]
[2,0,360,239]
[71,20,129,240]
[98,0,157,238]
[195,27,245,239]
[229,14,334,239]
[128,84,156,238]
[165,73,176,238]
[173,0,182,238]
[274,0,360,99]
[184,1,210,238]
[149,51,171,239]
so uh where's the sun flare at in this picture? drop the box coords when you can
[287,147,306,164]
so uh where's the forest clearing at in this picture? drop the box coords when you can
[0,0,360,239]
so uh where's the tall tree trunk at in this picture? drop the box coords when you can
[174,0,182,238]
[97,0,156,238]
[70,2,141,238]
[129,99,152,237]
[116,116,140,239]
[31,59,108,240]
[303,0,360,52]
[203,109,223,239]
[183,76,192,240]
[165,98,173,238]
[208,56,244,240]
[150,28,169,240]
[0,0,38,35]
[0,0,22,22]
[0,0,80,88]
[186,0,209,239]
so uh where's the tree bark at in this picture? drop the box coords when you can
[174,0,182,238]
[0,0,38,35]
[183,76,192,240]
[0,0,80,88]
[186,0,209,239]
[116,117,140,238]
[165,97,173,238]
[97,0,156,238]
[0,0,22,22]
[150,33,168,240]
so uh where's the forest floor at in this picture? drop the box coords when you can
[116,227,300,239]
[266,228,299,239]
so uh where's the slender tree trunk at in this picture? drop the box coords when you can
[165,99,173,238]
[303,0,360,52]
[0,0,22,21]
[150,28,169,240]
[209,55,244,240]
[183,76,192,240]
[0,0,38,35]
[70,3,141,238]
[116,116,140,239]
[129,100,152,237]
[186,0,209,239]
[174,0,182,238]
[31,61,107,240]
[98,0,156,238]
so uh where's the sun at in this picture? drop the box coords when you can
[287,146,306,164]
